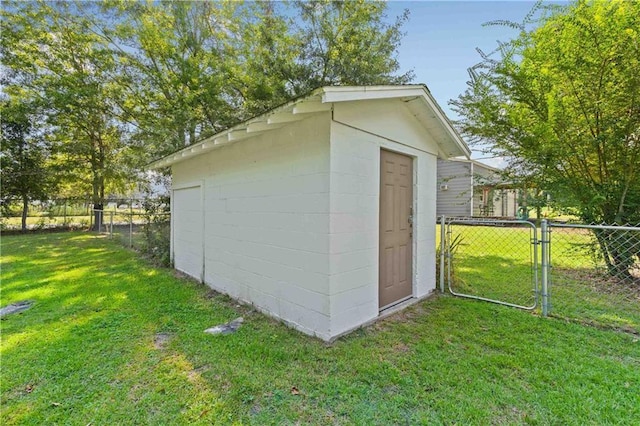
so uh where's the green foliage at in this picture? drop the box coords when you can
[452,0,640,226]
[0,100,53,231]
[453,0,640,280]
[2,0,414,198]
[111,0,413,158]
[1,1,132,207]
[293,0,413,92]
[140,196,171,266]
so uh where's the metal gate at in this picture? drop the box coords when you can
[438,217,539,310]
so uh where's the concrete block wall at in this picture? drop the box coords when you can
[328,100,440,337]
[170,98,444,341]
[172,113,333,340]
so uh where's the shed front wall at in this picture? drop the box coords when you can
[328,100,440,337]
[172,113,333,340]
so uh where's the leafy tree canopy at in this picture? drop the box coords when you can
[1,0,412,207]
[0,99,54,231]
[452,0,640,225]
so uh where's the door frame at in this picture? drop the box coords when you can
[378,148,417,311]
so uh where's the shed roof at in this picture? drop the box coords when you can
[148,85,471,169]
[442,157,503,174]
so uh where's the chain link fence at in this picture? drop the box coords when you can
[0,196,171,266]
[0,197,95,230]
[440,217,640,334]
[439,217,539,309]
[0,198,150,231]
[547,223,640,333]
[97,209,171,267]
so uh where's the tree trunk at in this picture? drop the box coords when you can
[90,132,106,231]
[21,195,28,233]
[93,203,103,232]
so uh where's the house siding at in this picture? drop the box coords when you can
[436,159,472,217]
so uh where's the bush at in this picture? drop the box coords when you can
[140,196,171,266]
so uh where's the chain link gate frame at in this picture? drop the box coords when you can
[438,216,542,312]
[439,216,638,320]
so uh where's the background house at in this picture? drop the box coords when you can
[436,158,522,218]
[150,85,470,341]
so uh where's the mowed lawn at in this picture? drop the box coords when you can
[1,233,639,424]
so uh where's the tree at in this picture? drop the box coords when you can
[452,0,640,279]
[112,0,413,156]
[2,0,414,219]
[293,0,413,92]
[0,100,53,231]
[1,1,131,229]
[106,0,240,156]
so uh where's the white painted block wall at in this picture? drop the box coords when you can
[170,98,443,341]
[172,113,333,340]
[328,100,440,337]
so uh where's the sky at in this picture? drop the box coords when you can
[385,0,556,163]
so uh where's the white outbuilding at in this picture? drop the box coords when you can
[149,85,470,341]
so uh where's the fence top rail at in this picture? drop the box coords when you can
[443,217,536,227]
[91,209,170,216]
[548,222,640,232]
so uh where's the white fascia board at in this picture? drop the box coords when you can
[321,85,470,160]
[320,85,426,103]
[227,129,248,141]
[416,92,471,160]
[246,121,283,133]
[147,85,469,170]
[292,101,332,114]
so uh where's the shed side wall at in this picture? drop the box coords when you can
[172,113,332,339]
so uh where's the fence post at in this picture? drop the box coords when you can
[540,219,549,317]
[440,215,446,293]
[109,211,114,239]
[129,212,133,248]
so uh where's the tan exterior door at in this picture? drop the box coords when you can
[379,149,413,308]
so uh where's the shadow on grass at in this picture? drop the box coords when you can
[1,232,242,423]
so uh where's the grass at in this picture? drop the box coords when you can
[446,224,537,308]
[445,224,640,333]
[2,232,640,424]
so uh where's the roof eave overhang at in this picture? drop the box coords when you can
[148,85,470,170]
[147,90,332,170]
[320,85,470,159]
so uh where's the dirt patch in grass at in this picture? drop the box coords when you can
[153,332,172,349]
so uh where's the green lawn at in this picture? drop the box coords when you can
[445,224,538,308]
[444,223,640,333]
[2,233,639,424]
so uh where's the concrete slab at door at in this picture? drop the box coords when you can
[379,149,413,309]
[173,186,203,281]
